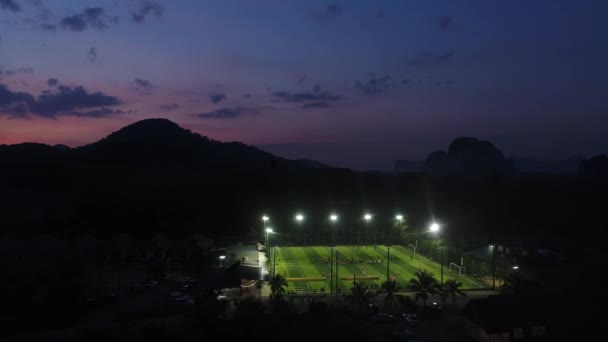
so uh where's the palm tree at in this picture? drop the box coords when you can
[349,281,375,310]
[269,274,288,301]
[406,270,441,306]
[442,279,466,308]
[381,279,401,307]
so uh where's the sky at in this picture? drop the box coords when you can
[1,0,607,170]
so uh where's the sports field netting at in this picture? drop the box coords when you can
[273,245,484,293]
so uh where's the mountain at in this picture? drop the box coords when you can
[579,155,608,181]
[1,118,315,170]
[423,137,516,177]
[513,156,584,174]
[393,159,423,173]
[294,158,333,168]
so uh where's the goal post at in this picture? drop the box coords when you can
[408,244,417,254]
[449,262,465,276]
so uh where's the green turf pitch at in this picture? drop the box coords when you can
[272,245,484,293]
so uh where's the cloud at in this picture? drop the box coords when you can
[407,50,455,67]
[242,94,252,98]
[133,78,152,89]
[47,78,58,87]
[87,47,97,62]
[0,67,34,77]
[60,7,118,32]
[314,4,343,20]
[0,0,20,12]
[376,11,385,19]
[160,103,178,111]
[27,0,43,7]
[402,78,423,86]
[1,83,122,119]
[435,80,455,86]
[355,73,394,95]
[302,102,331,109]
[74,107,131,118]
[436,16,452,30]
[272,85,341,102]
[197,107,260,119]
[131,1,164,23]
[29,85,122,118]
[209,93,226,104]
[296,75,306,86]
[41,23,57,31]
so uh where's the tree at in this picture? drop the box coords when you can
[381,279,401,307]
[406,270,441,306]
[269,274,288,302]
[442,279,466,308]
[349,281,375,310]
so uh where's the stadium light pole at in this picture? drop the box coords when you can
[329,214,338,295]
[386,245,391,281]
[219,255,226,268]
[429,222,443,285]
[265,227,273,251]
[295,213,304,243]
[364,214,372,245]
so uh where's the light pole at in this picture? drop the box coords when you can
[364,214,372,245]
[490,244,496,290]
[429,222,443,285]
[329,214,338,295]
[219,255,225,268]
[295,213,304,243]
[265,227,273,251]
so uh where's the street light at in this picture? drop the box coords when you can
[363,214,372,244]
[395,215,404,221]
[328,214,338,294]
[296,214,304,223]
[262,215,269,231]
[219,255,226,268]
[429,222,443,285]
[265,227,273,250]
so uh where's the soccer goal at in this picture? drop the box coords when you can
[408,244,417,254]
[449,262,465,276]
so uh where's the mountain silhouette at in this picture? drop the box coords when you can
[423,137,516,177]
[1,118,308,170]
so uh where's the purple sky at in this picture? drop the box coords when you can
[1,0,607,170]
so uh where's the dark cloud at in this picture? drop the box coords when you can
[131,1,164,23]
[355,73,394,95]
[0,0,20,12]
[209,93,226,104]
[314,4,343,20]
[1,83,121,119]
[197,107,259,119]
[60,7,118,32]
[160,103,178,111]
[27,0,43,7]
[407,50,454,67]
[376,11,385,19]
[74,107,130,118]
[436,16,453,30]
[296,75,306,86]
[133,78,152,89]
[242,94,252,98]
[0,84,35,107]
[87,47,97,62]
[272,85,341,102]
[302,102,331,109]
[46,78,58,87]
[41,23,57,32]
[401,78,423,86]
[435,80,455,86]
[29,85,122,118]
[0,67,34,77]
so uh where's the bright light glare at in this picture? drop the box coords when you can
[219,255,226,260]
[296,214,304,222]
[364,214,372,221]
[330,214,338,221]
[395,215,404,221]
[513,266,519,270]
[262,216,269,222]
[265,228,273,233]
[430,223,440,232]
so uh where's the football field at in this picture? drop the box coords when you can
[273,245,484,293]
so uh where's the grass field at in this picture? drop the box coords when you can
[273,245,484,293]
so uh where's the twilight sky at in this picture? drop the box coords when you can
[1,0,607,170]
